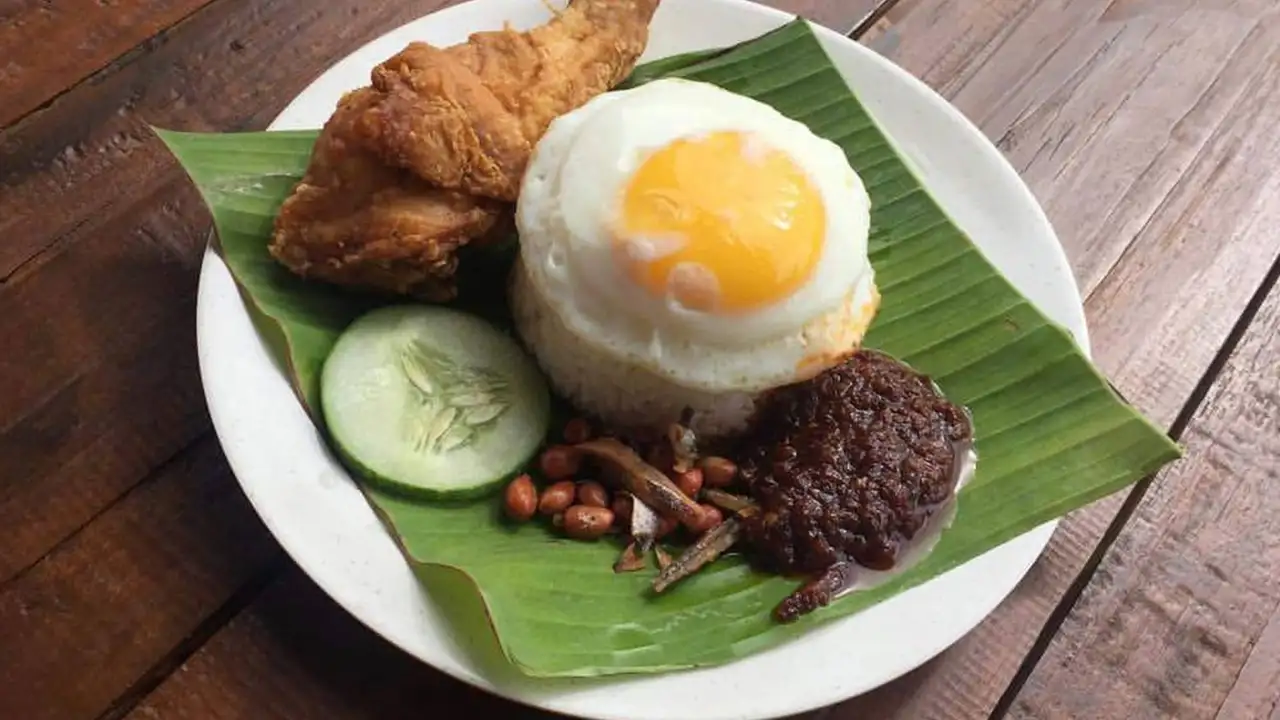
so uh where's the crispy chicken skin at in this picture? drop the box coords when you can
[269,0,659,300]
[354,0,662,202]
[269,88,509,301]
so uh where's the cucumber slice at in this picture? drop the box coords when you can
[320,304,551,500]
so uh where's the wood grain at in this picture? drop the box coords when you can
[0,0,466,586]
[0,437,281,720]
[1216,601,1280,720]
[864,0,1279,300]
[0,0,872,145]
[1009,270,1280,718]
[0,208,209,585]
[821,1,1280,718]
[777,0,885,32]
[126,567,562,720]
[0,0,220,129]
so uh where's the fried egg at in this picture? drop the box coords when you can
[514,78,878,397]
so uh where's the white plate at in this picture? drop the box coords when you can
[196,1,1088,718]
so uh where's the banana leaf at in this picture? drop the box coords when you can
[157,18,1181,677]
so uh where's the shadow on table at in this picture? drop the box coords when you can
[239,565,565,718]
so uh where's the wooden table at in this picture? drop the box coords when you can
[2,0,1278,718]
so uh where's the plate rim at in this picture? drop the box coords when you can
[195,2,1086,718]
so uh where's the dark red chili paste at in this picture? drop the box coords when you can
[735,350,973,579]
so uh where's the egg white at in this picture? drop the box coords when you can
[515,78,876,394]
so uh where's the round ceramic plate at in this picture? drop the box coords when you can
[196,1,1087,718]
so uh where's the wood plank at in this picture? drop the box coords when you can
[126,567,560,720]
[817,1,1280,718]
[0,0,220,130]
[1008,268,1280,718]
[863,0,1279,299]
[0,0,458,282]
[0,0,465,586]
[0,0,874,141]
[0,436,282,720]
[1216,603,1280,720]
[780,0,886,32]
[0,290,208,583]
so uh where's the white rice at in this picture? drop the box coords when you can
[510,259,760,439]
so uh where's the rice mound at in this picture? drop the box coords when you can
[510,259,758,438]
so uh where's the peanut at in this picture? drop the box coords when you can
[503,474,537,521]
[612,494,633,525]
[539,445,581,480]
[698,456,738,488]
[563,418,593,444]
[685,504,724,535]
[673,467,704,498]
[656,516,678,539]
[577,480,610,508]
[538,480,576,515]
[563,505,615,540]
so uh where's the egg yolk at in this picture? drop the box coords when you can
[615,131,826,313]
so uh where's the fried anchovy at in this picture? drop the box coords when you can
[703,489,756,516]
[576,438,703,526]
[614,541,647,573]
[666,420,698,473]
[630,495,661,552]
[773,561,858,623]
[655,546,672,571]
[651,517,743,593]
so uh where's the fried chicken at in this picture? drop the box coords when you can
[356,0,661,202]
[269,0,660,301]
[269,88,509,301]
